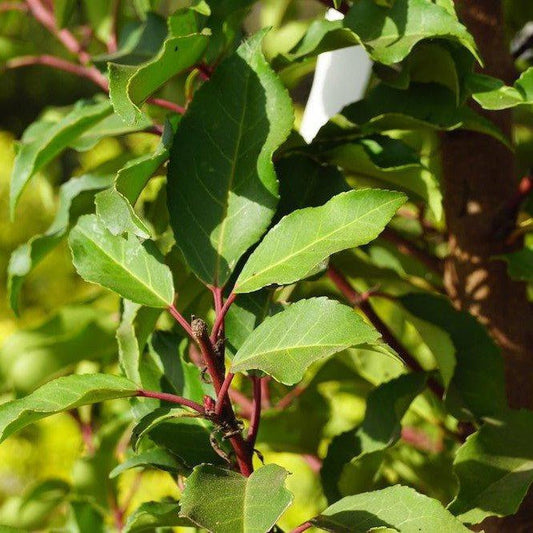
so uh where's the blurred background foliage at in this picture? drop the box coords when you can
[0,0,532,531]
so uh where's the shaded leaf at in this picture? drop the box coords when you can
[167,31,293,286]
[8,172,113,314]
[399,293,506,419]
[10,100,112,217]
[231,298,379,385]
[69,214,174,307]
[54,0,75,28]
[312,485,469,532]
[449,409,533,524]
[0,374,137,444]
[235,189,405,293]
[498,246,533,282]
[180,464,293,533]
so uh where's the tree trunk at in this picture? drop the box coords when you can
[441,1,533,530]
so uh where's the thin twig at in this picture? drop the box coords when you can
[168,303,195,339]
[276,384,306,410]
[5,54,108,90]
[290,522,313,533]
[0,2,27,12]
[215,372,235,416]
[327,265,445,399]
[136,389,205,414]
[261,376,271,409]
[211,292,236,342]
[247,376,262,448]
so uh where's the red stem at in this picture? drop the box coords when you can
[167,304,195,339]
[108,0,120,53]
[215,372,235,416]
[291,522,313,533]
[276,384,306,410]
[261,376,271,409]
[0,2,27,12]
[327,265,445,399]
[26,0,91,63]
[6,54,109,90]
[211,292,236,342]
[136,389,205,414]
[247,376,262,448]
[149,97,186,115]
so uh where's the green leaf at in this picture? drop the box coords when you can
[312,485,469,532]
[8,172,113,314]
[81,0,114,43]
[109,448,185,478]
[0,373,137,444]
[0,306,117,394]
[124,500,192,533]
[67,501,105,533]
[322,373,427,501]
[231,298,379,385]
[68,214,174,308]
[468,68,533,110]
[10,100,112,217]
[399,293,506,419]
[180,464,293,533]
[498,247,533,282]
[54,0,75,28]
[109,31,209,125]
[235,189,405,293]
[339,83,509,147]
[95,123,173,238]
[344,0,480,65]
[448,409,533,524]
[167,30,293,287]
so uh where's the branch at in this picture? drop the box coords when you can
[290,522,313,533]
[215,372,235,416]
[136,389,205,414]
[26,0,91,63]
[211,292,236,342]
[327,265,445,399]
[381,227,443,275]
[247,376,262,448]
[0,2,27,12]
[5,54,109,90]
[276,384,306,410]
[168,303,195,340]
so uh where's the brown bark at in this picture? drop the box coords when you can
[442,1,533,530]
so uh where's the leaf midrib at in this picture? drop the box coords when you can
[237,194,401,288]
[76,224,169,305]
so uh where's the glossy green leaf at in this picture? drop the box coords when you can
[344,0,480,65]
[67,501,106,533]
[468,68,533,110]
[180,464,293,533]
[109,448,185,478]
[81,0,114,42]
[69,215,174,307]
[8,172,113,314]
[498,247,533,282]
[10,100,112,217]
[124,500,192,533]
[399,293,506,419]
[167,31,293,286]
[109,31,209,125]
[312,485,469,532]
[339,83,509,147]
[0,306,117,394]
[448,410,533,524]
[0,374,137,444]
[235,189,405,293]
[231,298,379,385]
[95,123,173,238]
